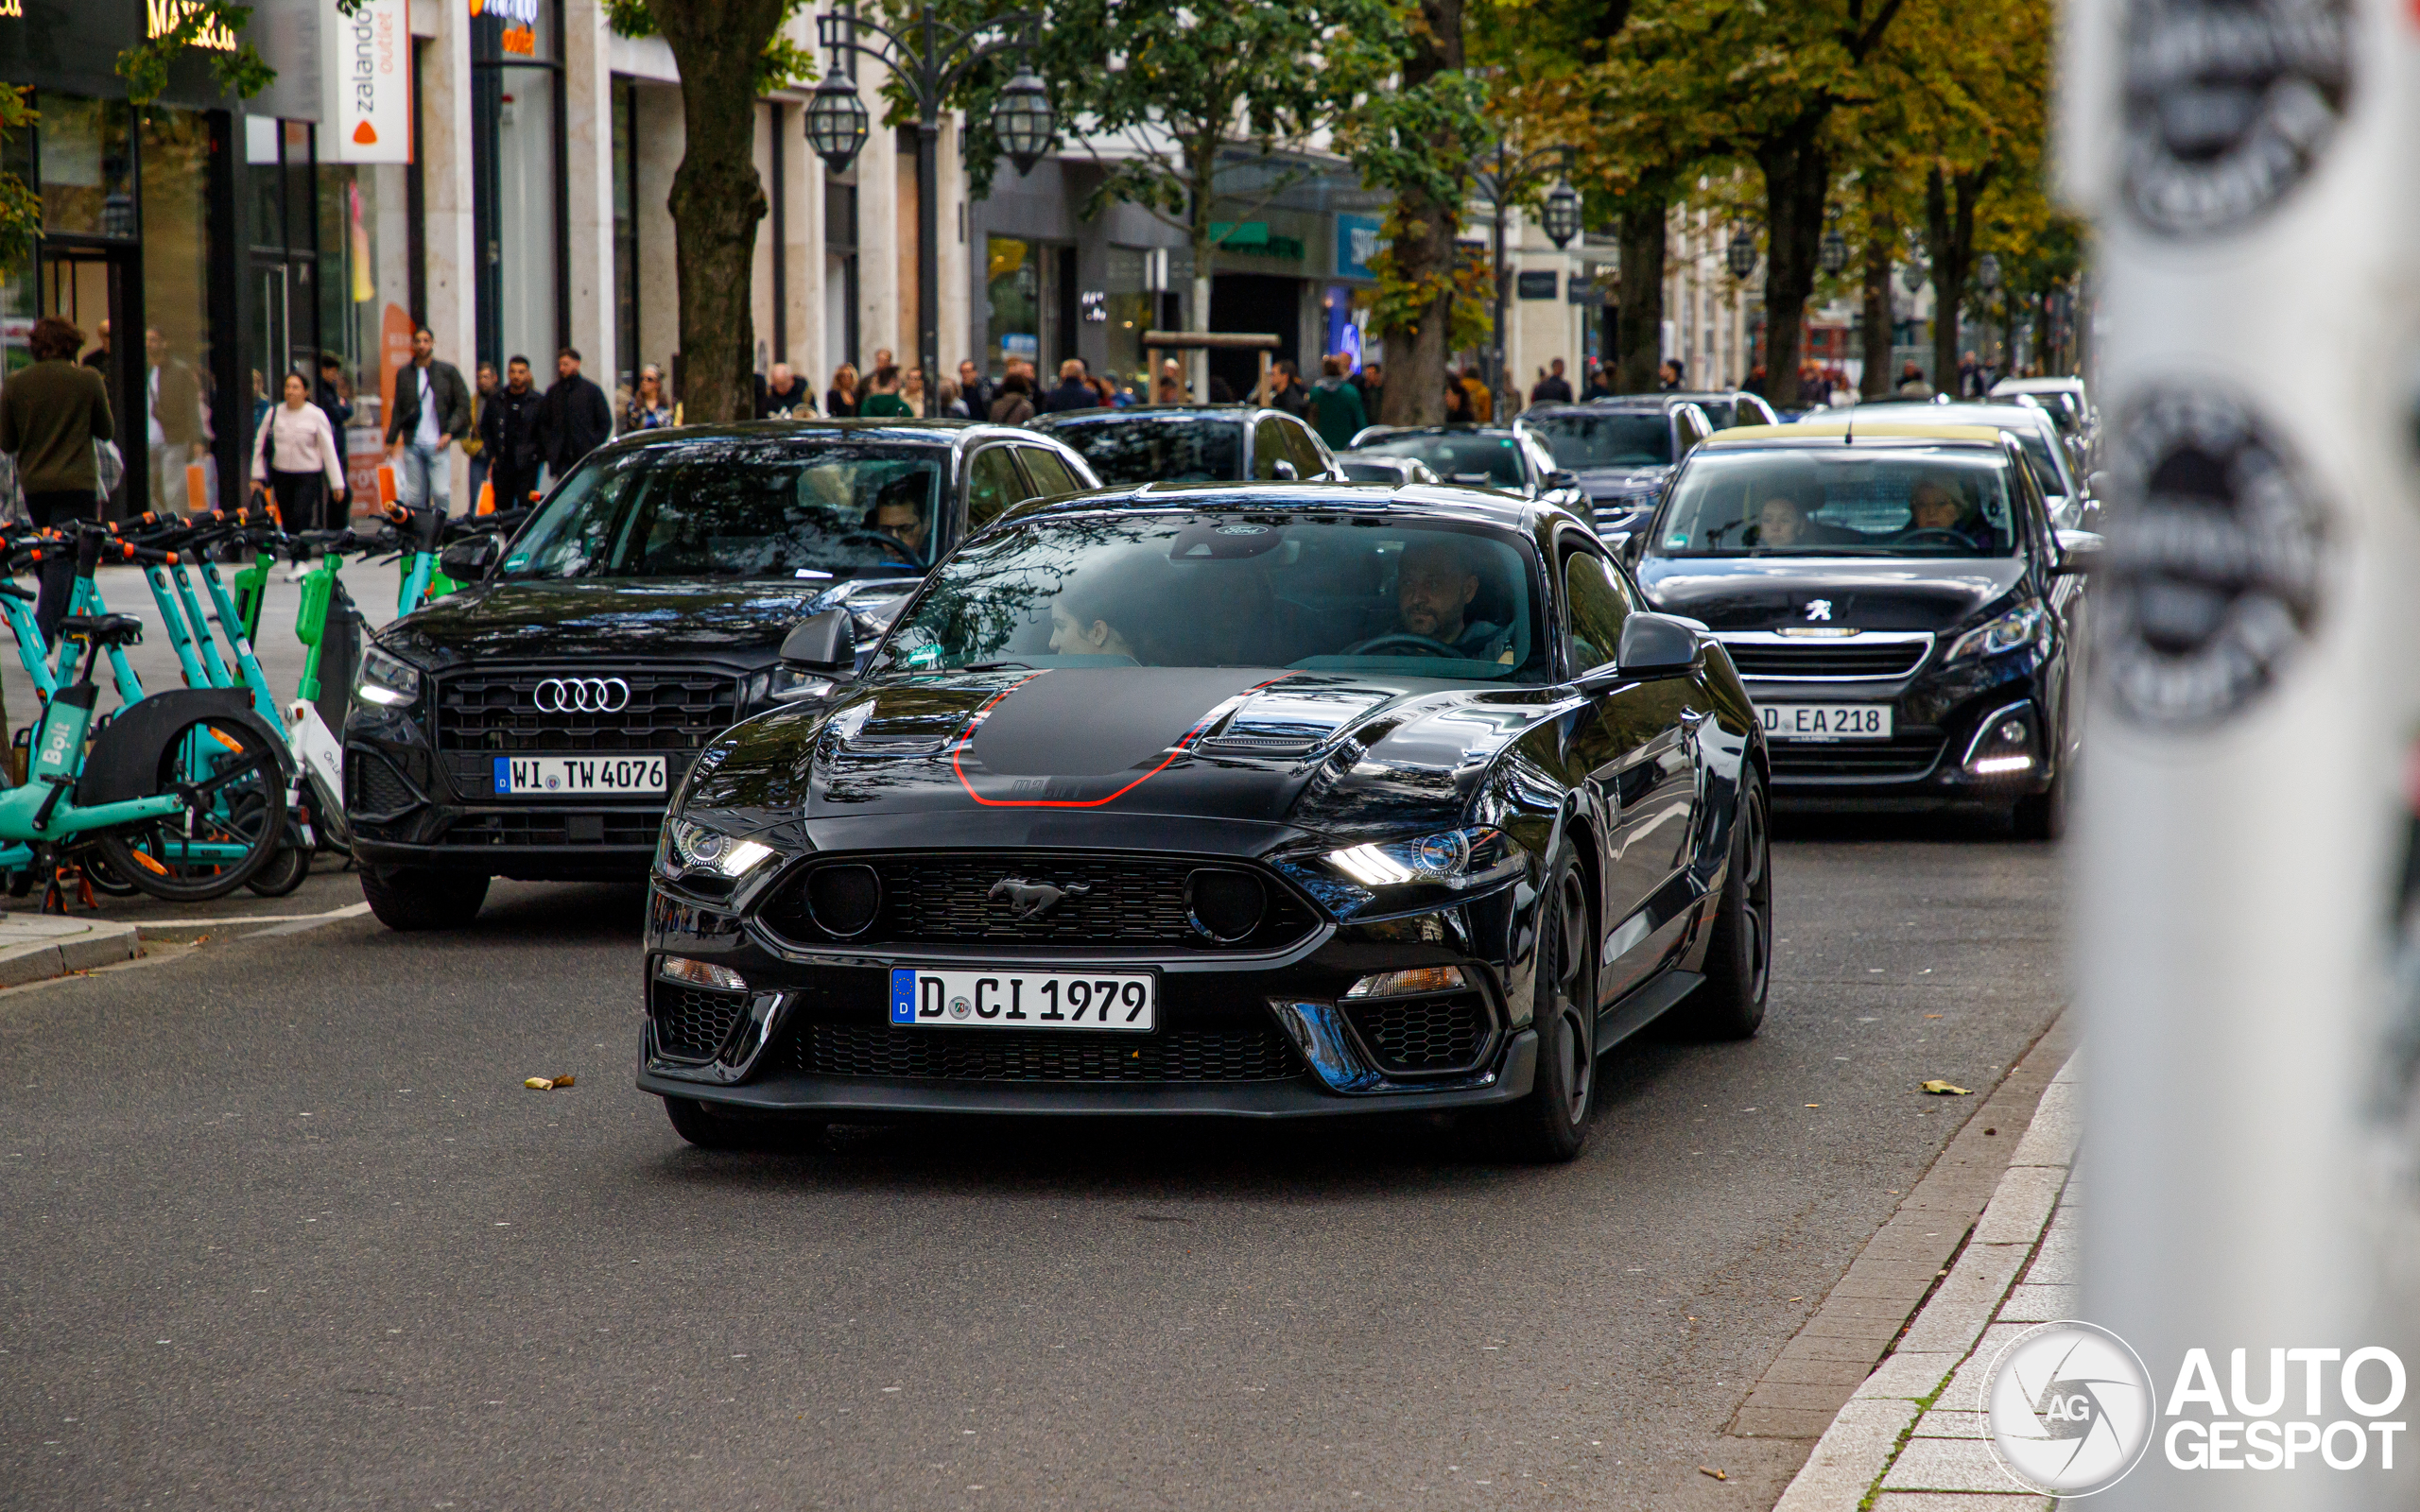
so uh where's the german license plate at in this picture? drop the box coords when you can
[1759,704,1893,741]
[889,968,1156,1031]
[492,755,667,796]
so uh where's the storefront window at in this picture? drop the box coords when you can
[39,95,135,241]
[987,235,1039,375]
[1103,245,1151,388]
[320,156,415,503]
[495,70,557,369]
[141,108,218,510]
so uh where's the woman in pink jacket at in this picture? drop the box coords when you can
[251,369,348,529]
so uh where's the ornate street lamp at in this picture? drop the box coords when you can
[812,4,1051,388]
[1541,180,1582,249]
[1820,230,1848,275]
[1977,252,2003,292]
[1902,261,1928,294]
[1726,230,1757,280]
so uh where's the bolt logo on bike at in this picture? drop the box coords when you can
[533,678,631,713]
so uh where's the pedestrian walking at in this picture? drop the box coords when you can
[251,369,347,532]
[1040,359,1096,415]
[1459,364,1493,422]
[1530,358,1573,404]
[384,326,473,515]
[957,359,992,419]
[900,367,929,418]
[1443,377,1473,422]
[1153,358,1185,404]
[623,364,676,432]
[539,347,613,481]
[1896,361,1935,399]
[478,355,547,511]
[3,317,114,638]
[1305,354,1368,452]
[464,361,500,507]
[935,379,970,419]
[986,371,1036,425]
[1658,358,1685,391]
[756,362,816,420]
[858,366,913,418]
[82,319,112,374]
[826,363,861,418]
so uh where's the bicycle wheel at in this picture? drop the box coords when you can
[77,846,143,897]
[94,713,288,902]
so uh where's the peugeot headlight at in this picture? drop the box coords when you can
[1945,604,2047,663]
[658,816,777,881]
[355,644,424,707]
[1326,826,1522,891]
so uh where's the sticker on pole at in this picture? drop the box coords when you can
[2120,0,2352,238]
[1981,1320,2157,1496]
[2100,386,2330,730]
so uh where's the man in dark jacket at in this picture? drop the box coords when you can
[2,317,115,638]
[957,360,993,420]
[1268,360,1313,418]
[385,326,475,513]
[1530,358,1574,404]
[1039,358,1098,415]
[540,347,614,480]
[479,356,548,511]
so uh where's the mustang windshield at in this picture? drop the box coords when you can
[1046,417,1240,485]
[1524,411,1670,468]
[874,512,1549,683]
[1351,432,1526,489]
[1652,448,2021,558]
[500,438,945,579]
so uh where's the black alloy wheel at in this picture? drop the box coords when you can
[2014,759,2067,842]
[1485,839,1597,1162]
[1669,776,1772,1040]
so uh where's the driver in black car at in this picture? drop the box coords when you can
[867,476,931,560]
[1902,475,1991,549]
[1390,538,1513,661]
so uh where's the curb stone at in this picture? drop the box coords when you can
[0,914,143,988]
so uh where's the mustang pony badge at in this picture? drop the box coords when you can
[988,877,1093,921]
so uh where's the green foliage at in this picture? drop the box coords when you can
[0,88,38,273]
[1364,204,1493,352]
[116,0,276,105]
[606,0,816,93]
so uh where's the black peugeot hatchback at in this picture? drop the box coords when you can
[343,420,1098,929]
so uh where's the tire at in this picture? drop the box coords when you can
[245,845,313,898]
[360,864,490,930]
[1481,840,1597,1163]
[1668,775,1772,1041]
[662,1096,822,1151]
[2013,762,2066,842]
[78,848,142,897]
[94,713,288,902]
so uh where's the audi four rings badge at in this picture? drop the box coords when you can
[534,678,632,713]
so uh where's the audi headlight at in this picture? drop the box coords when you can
[1326,826,1522,891]
[1945,604,2047,663]
[657,816,777,881]
[356,645,423,707]
[741,666,838,707]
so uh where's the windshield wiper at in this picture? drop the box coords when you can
[962,660,1034,672]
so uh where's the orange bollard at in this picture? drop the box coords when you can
[377,464,398,508]
[475,480,494,515]
[184,462,208,513]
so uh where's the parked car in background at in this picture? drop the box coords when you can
[1516,400,1713,541]
[1631,421,2096,838]
[1622,389,1781,431]
[1032,405,1339,486]
[1803,402,2099,528]
[1336,455,1442,488]
[1988,377,2096,466]
[1343,425,1585,515]
[344,421,1099,930]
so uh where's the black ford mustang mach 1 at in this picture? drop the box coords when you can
[641,481,1772,1160]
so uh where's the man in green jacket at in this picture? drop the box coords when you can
[1,316,114,639]
[1305,354,1369,453]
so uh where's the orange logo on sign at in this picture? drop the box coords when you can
[353,121,379,145]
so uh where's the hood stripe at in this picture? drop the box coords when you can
[949,669,1293,808]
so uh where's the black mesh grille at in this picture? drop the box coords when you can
[434,670,741,752]
[760,852,1319,952]
[347,750,416,815]
[1346,994,1492,1074]
[652,980,749,1060]
[1771,737,1945,780]
[794,1022,1303,1082]
[443,810,666,847]
[1722,640,1930,679]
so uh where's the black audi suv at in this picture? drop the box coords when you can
[1031,405,1340,484]
[1631,421,2096,836]
[640,479,1770,1160]
[341,421,1098,929]
[1518,401,1712,542]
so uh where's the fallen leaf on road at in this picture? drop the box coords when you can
[1925,1013,1944,1020]
[550,1074,576,1089]
[1805,1103,1820,1108]
[1699,1467,1727,1481]
[1922,1080,1971,1095]
[524,1077,554,1091]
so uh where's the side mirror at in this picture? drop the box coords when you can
[2052,528,2104,574]
[437,534,499,582]
[1615,611,1703,679]
[779,607,856,671]
[1545,469,1580,492]
[1270,459,1300,481]
[1619,530,1648,568]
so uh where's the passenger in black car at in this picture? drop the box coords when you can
[1753,494,1808,548]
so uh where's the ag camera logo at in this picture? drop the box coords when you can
[1982,1321,2157,1495]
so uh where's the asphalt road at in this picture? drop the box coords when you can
[0,814,2065,1510]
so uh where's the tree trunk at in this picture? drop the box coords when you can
[1859,188,1893,398]
[1187,132,1219,402]
[1614,196,1667,393]
[1754,121,1829,410]
[1374,0,1463,428]
[1924,164,1982,397]
[653,0,784,425]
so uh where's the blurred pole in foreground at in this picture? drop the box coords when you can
[2060,0,2420,1506]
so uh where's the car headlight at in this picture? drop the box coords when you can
[1945,604,2047,663]
[356,644,423,707]
[741,666,838,706]
[1326,826,1522,891]
[657,816,777,881]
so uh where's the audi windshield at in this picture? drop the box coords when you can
[500,438,947,580]
[1043,416,1242,485]
[1528,411,1672,467]
[1653,449,2021,558]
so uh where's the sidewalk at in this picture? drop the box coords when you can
[1772,1052,2082,1509]
[0,911,143,988]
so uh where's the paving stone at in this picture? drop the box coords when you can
[1761,1356,1878,1387]
[1880,1435,2022,1493]
[1770,1398,1918,1512]
[1733,1405,1842,1439]
[1829,1259,1952,1300]
[1910,1409,1987,1440]
[1854,1350,1962,1402]
[1938,1323,2036,1413]
[1744,1380,1862,1414]
[1971,1164,2066,1246]
[2008,1078,2079,1167]
[1994,1283,2077,1323]
[1895,1245,2030,1355]
[1872,1494,2053,1509]
[1778,1332,1896,1364]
